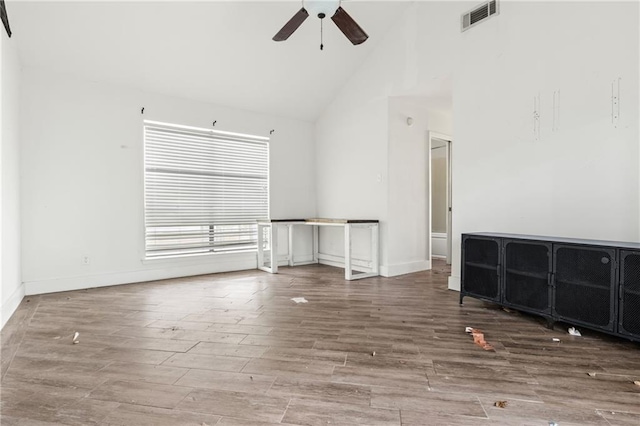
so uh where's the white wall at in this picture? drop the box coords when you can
[315,2,457,276]
[315,0,638,284]
[386,96,433,275]
[1,30,24,328]
[450,1,640,290]
[20,69,316,295]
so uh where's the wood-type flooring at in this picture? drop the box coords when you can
[1,260,639,425]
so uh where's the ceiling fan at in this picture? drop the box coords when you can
[273,0,368,49]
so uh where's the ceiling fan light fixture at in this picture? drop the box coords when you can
[304,0,340,19]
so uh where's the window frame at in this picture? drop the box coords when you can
[142,120,270,260]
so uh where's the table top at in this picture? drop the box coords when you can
[258,218,379,224]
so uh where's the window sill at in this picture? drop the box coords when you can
[141,249,257,264]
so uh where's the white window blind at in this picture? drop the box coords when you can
[144,121,269,259]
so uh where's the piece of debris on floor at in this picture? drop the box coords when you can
[568,327,582,336]
[494,400,508,408]
[587,372,597,377]
[72,332,80,344]
[502,307,514,313]
[291,297,308,304]
[552,338,561,342]
[53,336,61,340]
[633,380,640,387]
[372,351,376,357]
[549,421,559,426]
[465,327,494,351]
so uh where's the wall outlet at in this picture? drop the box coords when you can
[81,255,91,265]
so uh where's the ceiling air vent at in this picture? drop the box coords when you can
[461,0,499,32]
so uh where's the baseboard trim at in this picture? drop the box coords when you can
[277,254,314,267]
[380,260,431,278]
[24,257,256,296]
[1,283,25,330]
[448,275,461,291]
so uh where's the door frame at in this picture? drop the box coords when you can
[427,131,453,265]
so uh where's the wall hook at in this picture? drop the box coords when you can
[270,129,275,135]
[213,120,217,127]
[141,107,145,114]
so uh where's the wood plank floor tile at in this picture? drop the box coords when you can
[242,358,335,381]
[370,386,487,418]
[240,334,316,349]
[176,389,290,423]
[597,410,640,426]
[175,369,275,393]
[88,380,193,408]
[260,347,347,366]
[332,365,429,389]
[162,352,250,372]
[478,397,609,425]
[46,398,120,426]
[0,415,60,425]
[100,402,221,425]
[399,410,491,426]
[281,397,400,426]
[112,326,247,344]
[216,417,298,426]
[93,346,176,365]
[98,361,189,385]
[146,319,212,331]
[188,341,268,358]
[267,377,372,405]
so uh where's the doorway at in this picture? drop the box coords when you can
[428,132,452,264]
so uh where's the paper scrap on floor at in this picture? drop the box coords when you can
[568,327,582,336]
[291,297,308,304]
[465,327,494,351]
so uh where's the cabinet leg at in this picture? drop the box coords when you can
[545,318,555,330]
[459,294,464,306]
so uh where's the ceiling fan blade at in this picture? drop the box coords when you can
[1,0,12,37]
[331,6,368,45]
[273,8,309,42]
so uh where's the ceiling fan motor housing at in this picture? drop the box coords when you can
[305,0,340,19]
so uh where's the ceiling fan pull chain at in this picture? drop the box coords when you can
[320,18,324,50]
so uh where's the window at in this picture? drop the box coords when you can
[143,121,269,259]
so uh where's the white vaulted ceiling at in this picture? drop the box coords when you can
[9,1,411,121]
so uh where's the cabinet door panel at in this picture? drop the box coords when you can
[553,245,615,331]
[619,251,640,337]
[504,240,551,314]
[462,236,501,302]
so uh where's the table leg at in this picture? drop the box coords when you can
[344,224,352,280]
[313,225,319,264]
[288,224,294,266]
[270,224,278,274]
[371,223,379,275]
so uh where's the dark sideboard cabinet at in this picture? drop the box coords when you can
[461,233,640,342]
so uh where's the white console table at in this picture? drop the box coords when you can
[256,218,379,280]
